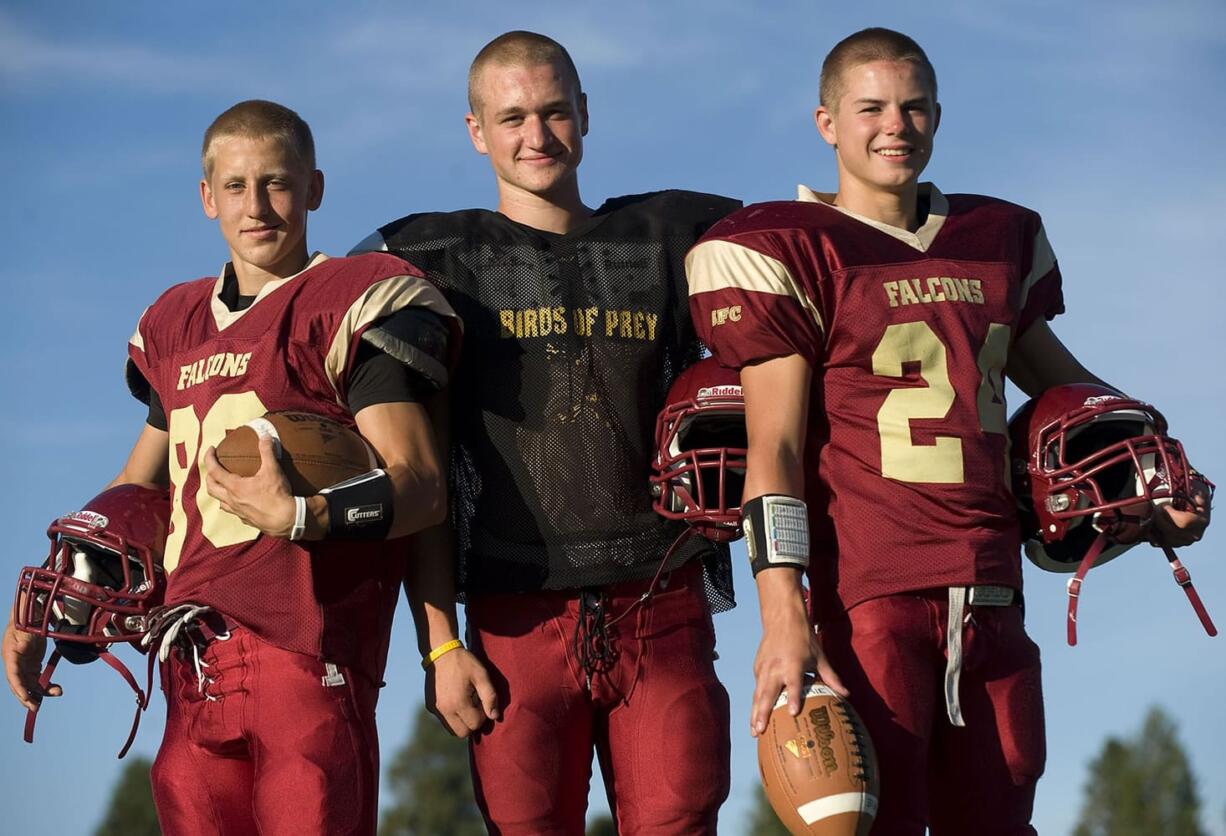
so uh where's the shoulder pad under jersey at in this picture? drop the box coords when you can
[361,307,453,390]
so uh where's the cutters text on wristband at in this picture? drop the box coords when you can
[320,469,394,540]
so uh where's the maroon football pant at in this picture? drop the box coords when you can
[151,625,380,836]
[466,561,730,835]
[820,593,1045,836]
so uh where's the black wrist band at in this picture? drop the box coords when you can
[742,494,810,576]
[320,469,394,540]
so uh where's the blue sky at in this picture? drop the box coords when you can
[2,1,1224,833]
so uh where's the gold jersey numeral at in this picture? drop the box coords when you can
[163,391,269,573]
[871,321,1011,485]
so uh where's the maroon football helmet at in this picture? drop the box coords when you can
[16,484,169,649]
[1009,384,1214,644]
[14,484,170,755]
[651,357,747,542]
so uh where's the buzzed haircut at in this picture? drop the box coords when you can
[201,100,316,178]
[820,28,938,110]
[468,30,582,115]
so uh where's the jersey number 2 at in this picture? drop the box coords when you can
[871,321,1009,484]
[164,391,268,572]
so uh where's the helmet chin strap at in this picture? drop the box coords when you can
[23,645,151,759]
[1161,545,1217,638]
[1065,534,1108,646]
[1065,534,1217,646]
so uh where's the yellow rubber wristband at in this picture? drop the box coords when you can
[422,639,464,670]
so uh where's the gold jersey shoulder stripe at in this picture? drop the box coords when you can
[1018,224,1057,311]
[685,238,825,337]
[129,305,151,354]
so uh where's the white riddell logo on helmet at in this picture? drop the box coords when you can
[698,385,742,398]
[62,511,108,529]
[1084,395,1124,406]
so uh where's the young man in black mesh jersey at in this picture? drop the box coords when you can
[353,30,740,835]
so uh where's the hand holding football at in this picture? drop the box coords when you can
[214,412,376,495]
[757,678,879,836]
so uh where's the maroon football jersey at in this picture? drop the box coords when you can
[686,185,1064,618]
[127,252,458,681]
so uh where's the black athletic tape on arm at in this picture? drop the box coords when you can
[320,469,394,540]
[741,494,810,576]
[360,308,452,391]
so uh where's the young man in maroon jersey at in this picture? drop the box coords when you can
[2,100,480,835]
[685,29,1211,835]
[355,31,739,834]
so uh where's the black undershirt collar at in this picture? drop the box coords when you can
[218,268,257,312]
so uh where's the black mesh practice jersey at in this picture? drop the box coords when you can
[356,191,739,606]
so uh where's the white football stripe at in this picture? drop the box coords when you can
[772,680,839,710]
[797,792,879,824]
[244,418,282,458]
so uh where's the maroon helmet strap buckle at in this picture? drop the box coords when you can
[1162,546,1217,638]
[22,648,62,745]
[1067,534,1109,647]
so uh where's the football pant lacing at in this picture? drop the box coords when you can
[570,527,697,689]
[142,603,232,700]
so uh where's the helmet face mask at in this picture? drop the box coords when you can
[13,485,171,756]
[1010,383,1217,646]
[1011,385,1192,572]
[652,359,747,542]
[17,542,156,654]
[14,485,169,659]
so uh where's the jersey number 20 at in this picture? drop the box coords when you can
[164,392,268,572]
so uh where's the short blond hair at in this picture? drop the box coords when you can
[201,100,315,178]
[467,31,582,115]
[820,28,937,110]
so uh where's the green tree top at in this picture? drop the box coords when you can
[94,756,159,836]
[380,704,485,836]
[1073,705,1205,836]
[747,784,793,836]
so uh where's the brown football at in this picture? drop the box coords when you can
[215,412,377,495]
[758,679,879,836]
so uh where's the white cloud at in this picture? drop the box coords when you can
[0,11,250,94]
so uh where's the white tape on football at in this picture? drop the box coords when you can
[772,680,839,710]
[797,792,879,824]
[245,417,283,458]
